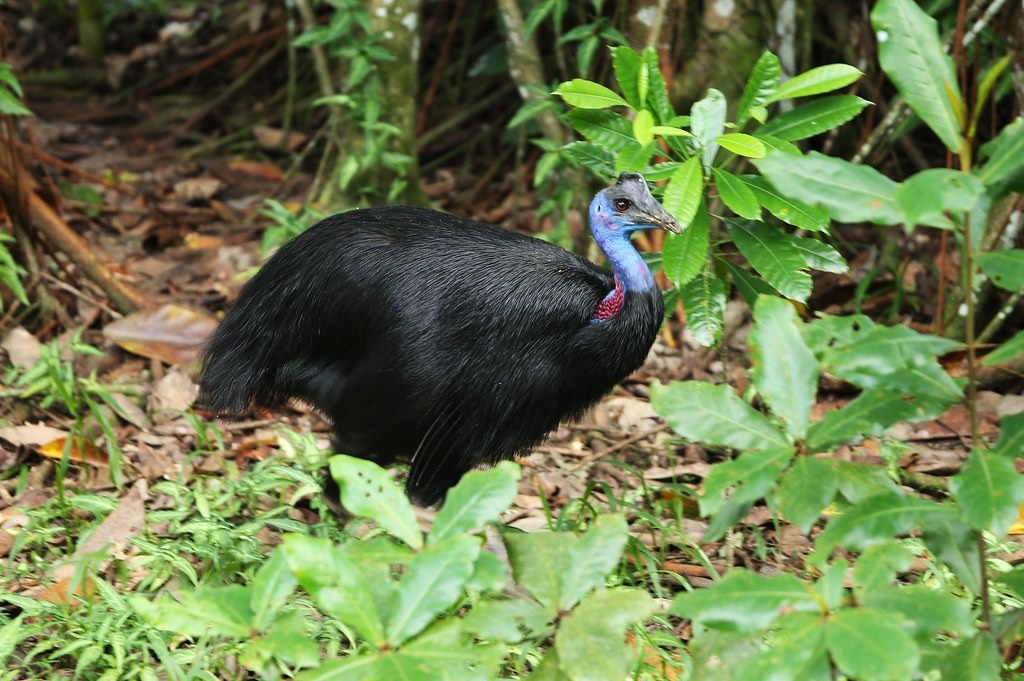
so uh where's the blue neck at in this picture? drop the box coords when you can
[589,203,655,292]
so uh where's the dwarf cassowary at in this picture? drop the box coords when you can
[197,173,680,506]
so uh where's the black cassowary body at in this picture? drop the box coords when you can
[197,173,680,506]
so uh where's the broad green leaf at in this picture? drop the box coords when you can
[969,54,1011,139]
[872,0,964,153]
[949,448,1024,537]
[941,633,1003,681]
[803,313,876,356]
[612,46,642,109]
[834,460,901,503]
[650,381,788,451]
[671,570,818,632]
[562,141,616,177]
[976,117,1024,197]
[615,140,656,173]
[642,46,675,124]
[387,535,480,645]
[826,608,919,681]
[505,531,569,609]
[711,168,760,219]
[755,151,900,224]
[507,98,558,129]
[429,461,520,545]
[715,133,766,159]
[759,95,870,141]
[260,610,320,667]
[806,387,949,454]
[330,455,423,549]
[662,156,704,231]
[787,234,848,273]
[564,109,637,150]
[728,219,813,302]
[767,63,862,102]
[774,457,837,532]
[0,90,31,116]
[976,249,1024,291]
[560,514,630,611]
[465,549,507,594]
[250,548,298,632]
[852,542,915,595]
[649,125,693,137]
[920,510,983,594]
[737,51,781,126]
[701,446,796,517]
[632,108,654,145]
[997,567,1024,598]
[735,612,829,681]
[983,329,1024,366]
[993,412,1024,459]
[740,175,830,232]
[555,589,655,681]
[753,134,801,155]
[462,600,537,643]
[691,88,727,168]
[554,79,630,109]
[680,268,726,347]
[814,493,932,556]
[895,169,985,230]
[282,535,387,645]
[822,324,962,392]
[660,199,708,286]
[722,259,775,307]
[184,586,254,638]
[749,296,817,437]
[860,587,973,640]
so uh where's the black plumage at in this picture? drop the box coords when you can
[197,173,679,506]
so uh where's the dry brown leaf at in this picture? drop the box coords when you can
[173,177,225,202]
[103,304,217,365]
[250,126,309,152]
[0,423,70,447]
[183,232,225,250]
[151,368,199,414]
[1,327,42,368]
[38,437,108,467]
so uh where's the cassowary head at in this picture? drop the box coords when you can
[589,172,682,240]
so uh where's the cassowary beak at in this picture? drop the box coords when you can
[643,209,682,234]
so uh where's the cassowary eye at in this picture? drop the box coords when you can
[613,198,631,212]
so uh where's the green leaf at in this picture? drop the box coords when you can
[505,532,568,610]
[701,446,796,518]
[181,586,255,638]
[0,90,32,116]
[429,461,520,545]
[728,219,813,302]
[250,548,298,632]
[564,109,637,150]
[787,234,848,273]
[775,457,837,532]
[330,455,423,549]
[976,249,1024,292]
[814,493,931,556]
[895,169,985,229]
[920,511,983,595]
[735,612,829,681]
[691,88,727,168]
[555,589,655,681]
[860,586,973,640]
[871,0,964,153]
[680,268,726,347]
[759,95,870,142]
[615,141,656,173]
[641,46,675,124]
[649,125,693,137]
[822,324,962,391]
[261,610,320,667]
[671,570,818,632]
[803,313,876,356]
[612,46,643,109]
[739,175,830,232]
[711,168,760,219]
[755,151,900,224]
[976,117,1024,197]
[722,259,776,307]
[825,608,919,681]
[715,133,766,159]
[949,448,1024,537]
[941,633,1003,681]
[983,329,1024,366]
[806,387,949,454]
[462,600,536,643]
[661,201,708,286]
[559,514,630,611]
[852,542,915,595]
[563,141,616,177]
[834,460,901,503]
[994,412,1024,459]
[387,535,480,645]
[737,52,781,127]
[749,296,818,437]
[507,98,558,129]
[282,535,387,645]
[554,79,630,109]
[661,156,704,231]
[767,64,862,102]
[650,381,789,451]
[632,108,654,145]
